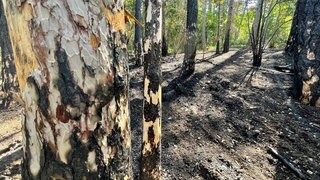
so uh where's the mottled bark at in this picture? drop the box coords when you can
[288,0,320,106]
[135,0,144,66]
[141,0,162,179]
[0,1,19,109]
[223,0,235,53]
[181,0,198,76]
[216,0,221,54]
[285,0,299,57]
[2,0,133,179]
[162,1,168,57]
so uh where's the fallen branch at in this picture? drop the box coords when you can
[267,147,306,179]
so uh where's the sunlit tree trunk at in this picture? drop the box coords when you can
[223,0,235,53]
[288,0,320,107]
[2,0,133,179]
[181,0,198,76]
[135,0,144,66]
[162,0,168,57]
[0,1,19,109]
[216,0,221,54]
[141,0,162,179]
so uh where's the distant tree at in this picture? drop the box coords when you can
[202,0,209,56]
[216,0,222,54]
[181,0,198,76]
[162,0,168,56]
[141,0,162,179]
[0,1,19,109]
[135,0,144,65]
[287,0,320,106]
[2,0,133,178]
[223,0,235,53]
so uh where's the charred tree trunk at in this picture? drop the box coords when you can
[181,0,198,76]
[289,0,320,106]
[202,0,208,56]
[2,0,133,179]
[135,0,144,66]
[0,1,19,109]
[223,0,235,53]
[216,0,221,54]
[250,0,264,67]
[285,0,299,57]
[141,0,162,179]
[162,1,168,57]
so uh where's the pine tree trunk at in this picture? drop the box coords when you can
[0,1,19,109]
[162,1,168,57]
[141,0,162,179]
[251,0,264,67]
[2,0,133,179]
[223,0,235,53]
[289,0,320,106]
[182,0,198,76]
[216,0,221,54]
[135,0,144,66]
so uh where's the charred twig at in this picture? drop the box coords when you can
[267,147,306,179]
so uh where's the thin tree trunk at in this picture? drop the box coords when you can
[181,0,198,76]
[162,0,168,56]
[251,0,264,67]
[0,1,19,109]
[223,0,235,53]
[135,0,144,66]
[141,0,162,179]
[2,0,133,179]
[202,0,208,57]
[216,0,221,54]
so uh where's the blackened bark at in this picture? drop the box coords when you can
[181,0,198,76]
[141,0,162,179]
[162,1,168,57]
[285,0,299,57]
[223,0,234,53]
[135,0,144,66]
[0,1,19,109]
[289,0,320,106]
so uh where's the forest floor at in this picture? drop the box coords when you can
[0,48,320,180]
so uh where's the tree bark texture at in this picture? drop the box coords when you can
[135,0,144,66]
[0,1,19,109]
[288,0,320,106]
[141,0,162,179]
[223,0,235,53]
[216,0,221,54]
[182,0,198,76]
[2,0,133,179]
[162,1,168,57]
[285,0,299,57]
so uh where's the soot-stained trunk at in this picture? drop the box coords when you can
[289,0,320,107]
[216,0,221,54]
[162,1,168,57]
[135,0,144,66]
[141,0,162,179]
[2,0,133,179]
[181,0,198,76]
[0,1,19,109]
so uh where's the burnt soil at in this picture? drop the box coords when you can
[1,48,320,180]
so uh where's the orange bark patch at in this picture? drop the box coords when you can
[104,7,126,32]
[90,33,101,48]
[56,105,69,123]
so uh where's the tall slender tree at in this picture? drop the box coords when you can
[202,0,208,56]
[181,0,198,76]
[141,0,162,179]
[0,1,19,109]
[162,0,168,56]
[135,0,144,66]
[216,0,221,54]
[223,0,235,53]
[2,0,133,179]
[250,0,264,67]
[287,0,320,106]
